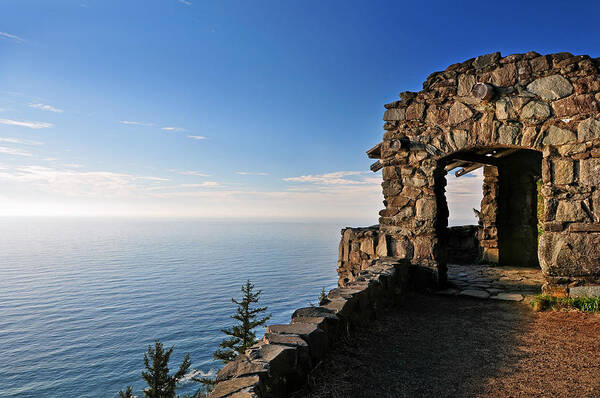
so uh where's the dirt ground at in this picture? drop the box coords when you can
[293,293,600,398]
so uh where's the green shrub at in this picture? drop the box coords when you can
[530,294,600,313]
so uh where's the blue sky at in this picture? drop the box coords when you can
[0,0,599,222]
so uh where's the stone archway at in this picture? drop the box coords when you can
[437,146,542,269]
[367,51,600,293]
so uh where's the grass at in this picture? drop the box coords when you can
[530,294,600,313]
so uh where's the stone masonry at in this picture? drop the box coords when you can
[368,51,600,290]
[208,259,411,398]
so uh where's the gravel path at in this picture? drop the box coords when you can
[293,293,600,398]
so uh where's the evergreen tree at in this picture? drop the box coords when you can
[119,386,134,398]
[141,340,192,398]
[213,280,271,363]
[319,287,328,304]
[183,376,215,398]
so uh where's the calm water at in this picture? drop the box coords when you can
[0,218,362,397]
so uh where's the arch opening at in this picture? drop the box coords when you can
[437,147,543,271]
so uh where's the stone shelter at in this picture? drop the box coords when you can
[207,52,600,398]
[339,51,600,293]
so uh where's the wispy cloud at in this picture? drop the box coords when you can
[0,165,168,198]
[0,32,24,43]
[0,146,32,157]
[178,0,192,5]
[63,163,83,168]
[0,137,43,146]
[187,135,206,140]
[178,170,210,177]
[121,120,154,127]
[162,126,186,132]
[283,171,372,185]
[137,176,170,182]
[237,171,269,176]
[0,118,53,129]
[180,182,219,188]
[29,103,63,113]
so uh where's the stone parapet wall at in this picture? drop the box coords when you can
[337,225,387,286]
[447,225,479,264]
[208,258,411,398]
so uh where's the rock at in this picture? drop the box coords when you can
[569,285,600,297]
[458,74,476,96]
[498,125,520,145]
[406,102,426,120]
[527,75,573,100]
[577,118,600,141]
[539,232,600,277]
[448,101,473,126]
[263,333,311,374]
[529,56,550,73]
[376,234,388,257]
[495,98,514,121]
[552,94,598,117]
[292,306,336,319]
[491,63,517,87]
[580,158,600,186]
[266,323,329,361]
[216,356,268,382]
[415,198,436,220]
[555,201,589,222]
[226,391,259,398]
[210,376,261,398]
[263,333,309,349]
[473,52,501,69]
[227,391,260,398]
[426,105,449,125]
[445,129,468,151]
[520,100,551,124]
[542,126,577,146]
[552,159,574,185]
[521,126,539,147]
[459,289,490,299]
[245,343,297,379]
[491,293,524,301]
[383,108,405,121]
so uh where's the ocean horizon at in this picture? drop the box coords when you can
[0,217,375,397]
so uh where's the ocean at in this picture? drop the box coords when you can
[0,218,364,397]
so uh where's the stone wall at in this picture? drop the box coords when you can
[337,225,385,286]
[446,225,479,264]
[374,51,600,287]
[478,165,500,263]
[208,258,411,398]
[338,224,482,279]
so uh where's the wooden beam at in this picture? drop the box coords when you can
[366,142,382,159]
[446,152,499,167]
[444,160,469,171]
[455,163,484,177]
[370,160,383,172]
[448,148,521,176]
[472,82,495,101]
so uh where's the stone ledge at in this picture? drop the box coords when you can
[208,258,411,398]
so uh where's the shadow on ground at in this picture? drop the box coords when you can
[293,293,600,398]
